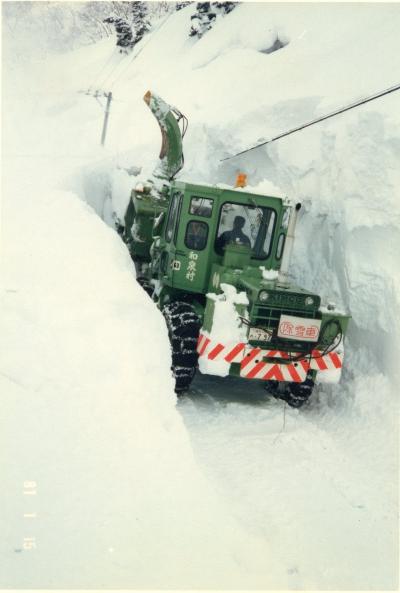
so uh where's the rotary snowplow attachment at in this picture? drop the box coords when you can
[143,90,186,181]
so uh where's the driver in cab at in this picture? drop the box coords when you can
[215,215,251,255]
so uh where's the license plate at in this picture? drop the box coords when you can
[277,314,321,342]
[249,327,272,342]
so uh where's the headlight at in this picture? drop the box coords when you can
[259,290,269,302]
[305,296,314,306]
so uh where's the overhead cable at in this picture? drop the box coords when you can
[109,10,175,89]
[220,82,400,162]
[88,47,118,92]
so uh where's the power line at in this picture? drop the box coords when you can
[109,10,175,89]
[97,51,131,90]
[82,10,175,95]
[220,82,400,162]
[88,47,118,92]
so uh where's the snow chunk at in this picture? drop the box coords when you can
[319,303,347,316]
[199,284,248,377]
[220,282,249,305]
[260,266,279,281]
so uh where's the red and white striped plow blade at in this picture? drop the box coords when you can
[197,333,246,364]
[196,333,343,383]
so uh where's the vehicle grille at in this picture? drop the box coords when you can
[250,305,321,352]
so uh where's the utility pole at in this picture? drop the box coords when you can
[101,91,113,147]
[79,89,114,146]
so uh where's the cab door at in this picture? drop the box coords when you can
[160,190,183,285]
[171,195,215,293]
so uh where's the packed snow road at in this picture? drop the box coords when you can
[178,372,398,590]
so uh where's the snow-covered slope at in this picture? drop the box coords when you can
[1,2,399,589]
[1,66,288,593]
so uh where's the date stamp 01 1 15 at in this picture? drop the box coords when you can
[15,481,38,553]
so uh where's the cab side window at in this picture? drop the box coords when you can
[185,221,209,251]
[189,196,213,218]
[165,193,182,242]
[276,233,285,259]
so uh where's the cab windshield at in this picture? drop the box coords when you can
[215,202,276,259]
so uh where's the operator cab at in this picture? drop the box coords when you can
[157,180,288,295]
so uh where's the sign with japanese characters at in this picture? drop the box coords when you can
[185,251,198,282]
[277,314,321,342]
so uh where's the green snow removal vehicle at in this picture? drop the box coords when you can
[121,90,351,407]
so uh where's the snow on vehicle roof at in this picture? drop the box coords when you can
[179,178,288,199]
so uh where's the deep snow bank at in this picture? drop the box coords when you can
[1,156,287,590]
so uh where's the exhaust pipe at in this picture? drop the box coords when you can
[277,202,301,286]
